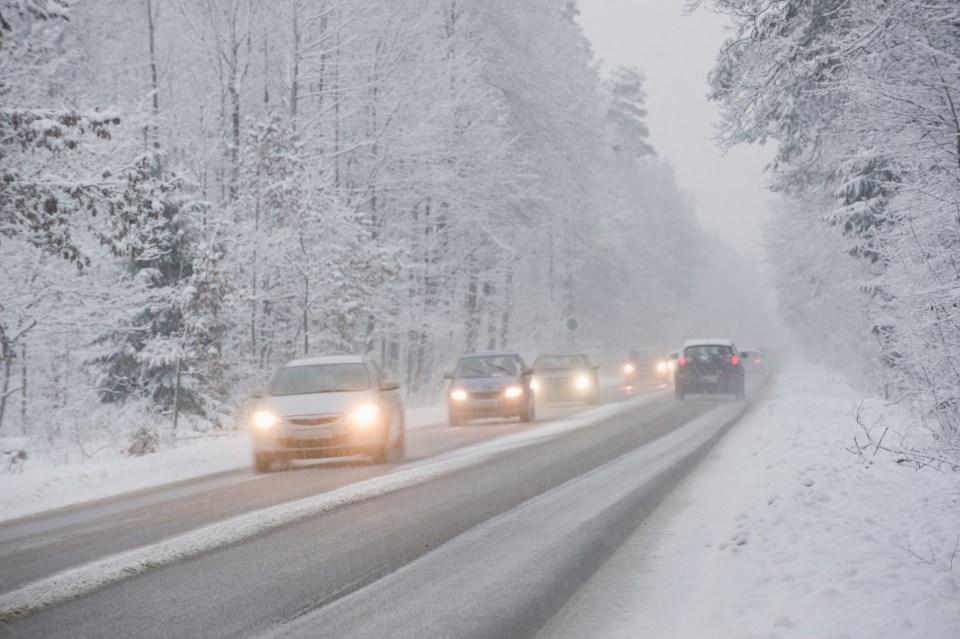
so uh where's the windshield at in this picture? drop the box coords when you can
[269,363,371,395]
[627,349,664,363]
[454,355,521,378]
[534,355,587,370]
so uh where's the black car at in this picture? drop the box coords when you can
[674,339,745,400]
[530,353,600,405]
[444,351,535,427]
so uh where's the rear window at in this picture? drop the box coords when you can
[269,363,371,395]
[684,345,733,359]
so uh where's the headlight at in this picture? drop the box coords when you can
[575,375,590,390]
[623,363,635,374]
[667,361,675,370]
[450,389,468,401]
[657,362,667,372]
[504,386,523,398]
[253,410,277,429]
[530,379,540,392]
[350,404,380,426]
[350,404,379,426]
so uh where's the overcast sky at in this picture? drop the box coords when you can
[577,1,773,262]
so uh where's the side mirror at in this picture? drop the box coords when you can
[670,353,679,360]
[443,371,454,380]
[251,389,265,399]
[381,380,400,392]
[740,352,749,359]
[592,364,599,370]
[523,368,534,376]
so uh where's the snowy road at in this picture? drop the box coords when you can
[0,378,766,638]
[0,382,638,593]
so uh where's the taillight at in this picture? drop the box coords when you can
[753,358,762,364]
[678,357,687,366]
[730,355,740,366]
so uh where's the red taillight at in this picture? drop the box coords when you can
[730,355,740,366]
[754,358,762,364]
[678,357,687,366]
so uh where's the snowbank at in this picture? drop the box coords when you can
[0,404,449,523]
[0,435,253,523]
[545,361,960,638]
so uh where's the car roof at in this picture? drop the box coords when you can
[459,350,520,358]
[282,355,367,367]
[534,353,588,359]
[683,338,735,348]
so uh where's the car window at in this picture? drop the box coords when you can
[269,363,372,395]
[534,355,586,370]
[455,355,521,378]
[684,345,733,359]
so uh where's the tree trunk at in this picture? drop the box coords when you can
[465,274,479,351]
[145,0,161,150]
[289,0,300,122]
[0,346,11,432]
[20,342,27,431]
[171,358,182,438]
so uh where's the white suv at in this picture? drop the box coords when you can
[250,355,405,471]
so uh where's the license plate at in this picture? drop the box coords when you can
[701,375,718,383]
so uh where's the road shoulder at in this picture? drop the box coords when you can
[539,362,960,638]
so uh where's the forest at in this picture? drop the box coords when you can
[1,0,766,462]
[704,0,960,462]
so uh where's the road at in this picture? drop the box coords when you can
[0,376,766,638]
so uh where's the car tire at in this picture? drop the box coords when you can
[449,411,464,428]
[391,427,407,463]
[675,384,686,401]
[736,380,746,401]
[370,434,392,465]
[586,391,599,406]
[519,397,535,423]
[254,452,275,473]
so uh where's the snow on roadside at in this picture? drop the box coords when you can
[543,361,960,639]
[0,404,448,524]
[0,435,253,523]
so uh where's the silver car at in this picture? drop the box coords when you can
[250,355,405,471]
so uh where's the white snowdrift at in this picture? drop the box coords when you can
[0,403,447,524]
[543,362,960,639]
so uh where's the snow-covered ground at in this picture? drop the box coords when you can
[7,361,956,637]
[0,404,446,523]
[543,362,960,638]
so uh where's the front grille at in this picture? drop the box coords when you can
[470,391,501,400]
[279,436,349,449]
[288,415,340,426]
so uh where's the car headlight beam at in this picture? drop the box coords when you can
[351,403,379,426]
[450,389,468,401]
[504,386,523,398]
[623,363,635,374]
[575,375,590,390]
[253,410,277,429]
